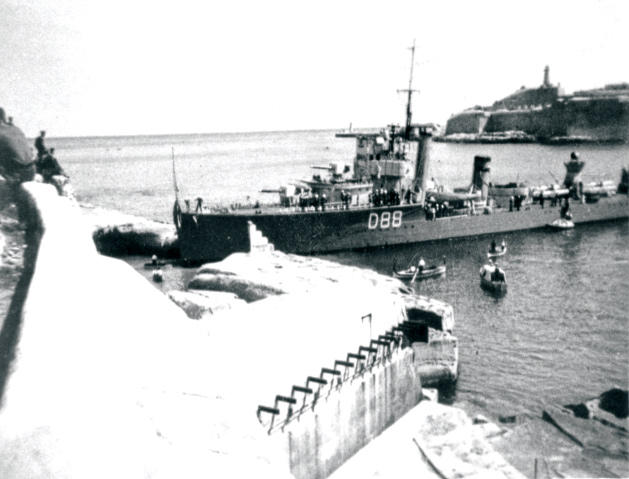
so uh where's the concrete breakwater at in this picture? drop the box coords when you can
[0,181,527,479]
[175,250,459,388]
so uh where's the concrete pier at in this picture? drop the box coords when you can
[0,182,525,479]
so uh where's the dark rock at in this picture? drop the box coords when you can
[499,415,517,424]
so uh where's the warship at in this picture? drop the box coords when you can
[174,51,629,264]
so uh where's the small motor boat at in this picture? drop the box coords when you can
[547,218,575,230]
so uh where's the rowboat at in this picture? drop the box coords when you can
[143,255,168,269]
[480,277,508,295]
[487,244,507,258]
[479,263,507,295]
[393,257,446,281]
[547,218,575,230]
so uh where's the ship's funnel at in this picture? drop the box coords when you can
[414,127,433,204]
[563,152,585,188]
[472,156,491,199]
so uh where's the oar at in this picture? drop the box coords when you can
[411,267,419,283]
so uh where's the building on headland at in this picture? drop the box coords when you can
[443,66,629,143]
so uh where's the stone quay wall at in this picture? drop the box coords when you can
[277,348,422,479]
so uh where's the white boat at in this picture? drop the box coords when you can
[393,257,446,281]
[487,243,507,258]
[547,218,575,230]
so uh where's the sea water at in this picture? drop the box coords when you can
[6,130,629,417]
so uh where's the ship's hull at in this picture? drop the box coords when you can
[177,195,629,263]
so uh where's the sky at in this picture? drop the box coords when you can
[2,0,628,138]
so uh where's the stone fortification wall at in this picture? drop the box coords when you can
[445,92,629,141]
[483,109,542,134]
[493,86,560,109]
[444,111,488,135]
[562,97,629,141]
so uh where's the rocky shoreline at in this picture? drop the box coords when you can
[434,132,628,145]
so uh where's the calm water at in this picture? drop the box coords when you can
[12,131,629,417]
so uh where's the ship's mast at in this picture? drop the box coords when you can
[398,40,420,139]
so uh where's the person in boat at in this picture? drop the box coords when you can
[491,239,497,252]
[418,257,425,274]
[501,240,506,251]
[493,264,506,283]
[480,260,494,280]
